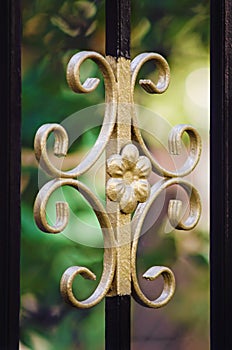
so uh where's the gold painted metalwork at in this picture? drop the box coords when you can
[106,143,151,214]
[33,50,202,309]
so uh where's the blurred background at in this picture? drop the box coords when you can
[21,0,209,349]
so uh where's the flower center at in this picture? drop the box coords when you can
[123,170,134,185]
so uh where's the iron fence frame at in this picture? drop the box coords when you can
[1,0,231,349]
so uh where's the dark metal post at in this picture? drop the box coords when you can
[0,0,21,349]
[105,1,131,349]
[105,0,131,59]
[210,1,232,349]
[105,296,131,350]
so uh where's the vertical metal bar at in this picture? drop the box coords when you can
[210,0,232,349]
[0,0,21,349]
[106,0,131,59]
[105,295,131,350]
[105,1,131,349]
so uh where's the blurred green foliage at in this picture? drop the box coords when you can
[21,1,209,349]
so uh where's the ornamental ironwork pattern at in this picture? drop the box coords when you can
[106,144,151,214]
[34,51,201,309]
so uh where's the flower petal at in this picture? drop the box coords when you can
[132,179,150,202]
[134,156,152,178]
[120,186,137,214]
[106,178,125,202]
[121,144,139,170]
[107,155,123,177]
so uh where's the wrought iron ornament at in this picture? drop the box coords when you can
[34,51,201,309]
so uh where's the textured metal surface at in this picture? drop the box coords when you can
[34,52,117,178]
[34,51,202,309]
[105,0,131,58]
[34,178,116,308]
[0,0,21,347]
[106,143,151,214]
[211,1,232,348]
[131,178,201,308]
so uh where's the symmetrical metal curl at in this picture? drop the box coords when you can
[33,50,202,311]
[131,53,170,94]
[106,143,152,214]
[130,54,201,177]
[131,178,201,307]
[34,52,117,178]
[34,178,116,308]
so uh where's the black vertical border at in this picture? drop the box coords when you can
[105,0,131,59]
[0,0,21,349]
[105,0,131,349]
[210,1,232,349]
[105,295,131,350]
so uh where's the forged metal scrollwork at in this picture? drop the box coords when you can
[131,53,202,177]
[34,178,116,308]
[34,51,117,178]
[34,49,202,310]
[106,143,152,214]
[131,178,201,307]
[131,52,170,94]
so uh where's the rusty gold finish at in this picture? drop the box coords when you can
[106,143,151,214]
[106,57,133,296]
[34,52,117,178]
[33,50,202,309]
[34,178,116,308]
[130,53,201,178]
[131,53,170,94]
[131,178,201,308]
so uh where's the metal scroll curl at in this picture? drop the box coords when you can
[130,53,202,178]
[34,178,116,308]
[33,49,203,311]
[34,51,117,178]
[131,178,201,308]
[131,53,170,94]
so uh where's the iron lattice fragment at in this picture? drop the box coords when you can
[34,51,202,309]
